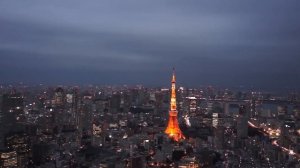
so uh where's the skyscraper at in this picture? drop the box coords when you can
[165,69,185,141]
[237,105,249,139]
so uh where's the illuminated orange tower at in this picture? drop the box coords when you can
[165,68,185,141]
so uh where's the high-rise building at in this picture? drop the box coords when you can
[0,150,17,167]
[0,93,24,148]
[54,87,64,107]
[214,126,225,149]
[65,88,79,125]
[1,93,24,123]
[5,133,30,167]
[165,69,185,141]
[110,92,121,113]
[237,105,249,139]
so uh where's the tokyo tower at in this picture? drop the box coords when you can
[165,68,185,141]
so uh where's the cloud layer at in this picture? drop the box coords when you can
[1,1,300,90]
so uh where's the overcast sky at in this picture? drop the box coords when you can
[1,1,300,90]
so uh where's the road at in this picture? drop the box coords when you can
[248,121,300,160]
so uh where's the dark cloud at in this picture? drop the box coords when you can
[0,0,300,90]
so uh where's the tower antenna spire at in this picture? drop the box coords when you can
[172,67,176,83]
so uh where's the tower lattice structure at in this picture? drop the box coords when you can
[165,68,185,141]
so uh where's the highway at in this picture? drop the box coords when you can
[248,121,300,160]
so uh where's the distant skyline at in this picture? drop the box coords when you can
[1,1,300,90]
